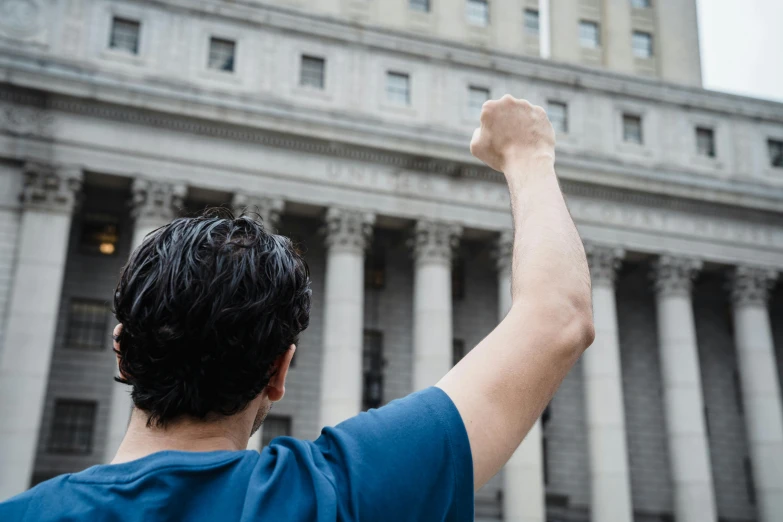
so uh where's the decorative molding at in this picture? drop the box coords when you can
[231,193,285,232]
[495,229,514,274]
[0,102,53,137]
[652,255,703,297]
[413,220,462,265]
[130,178,186,227]
[585,243,625,287]
[20,161,82,213]
[0,0,44,40]
[323,207,375,253]
[729,266,779,307]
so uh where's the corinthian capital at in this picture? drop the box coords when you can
[585,243,624,287]
[20,162,82,213]
[652,256,703,297]
[495,229,514,274]
[131,178,186,227]
[729,265,778,307]
[413,220,462,265]
[231,193,285,232]
[324,207,375,253]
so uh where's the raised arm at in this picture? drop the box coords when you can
[436,95,595,489]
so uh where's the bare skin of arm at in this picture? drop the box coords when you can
[436,95,595,490]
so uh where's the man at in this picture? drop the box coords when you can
[0,95,594,521]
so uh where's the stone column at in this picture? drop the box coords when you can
[498,231,546,522]
[0,162,82,498]
[583,244,633,522]
[104,179,185,461]
[652,256,717,522]
[318,208,375,427]
[231,193,285,233]
[412,221,461,390]
[729,266,783,522]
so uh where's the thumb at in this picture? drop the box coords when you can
[470,127,481,156]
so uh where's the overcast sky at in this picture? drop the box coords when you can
[697,0,783,102]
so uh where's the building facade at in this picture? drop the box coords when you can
[0,1,782,521]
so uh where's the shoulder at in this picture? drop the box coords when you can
[0,475,71,520]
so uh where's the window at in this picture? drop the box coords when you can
[410,0,430,12]
[207,37,236,72]
[631,0,651,7]
[65,299,109,351]
[300,55,325,89]
[386,71,411,105]
[547,101,568,134]
[452,338,466,366]
[468,86,490,119]
[622,114,643,144]
[261,415,291,447]
[769,139,783,168]
[80,212,119,255]
[466,0,489,27]
[48,400,97,454]
[364,243,386,290]
[109,17,140,55]
[632,31,653,58]
[524,9,539,34]
[362,330,384,410]
[579,20,600,48]
[696,127,716,158]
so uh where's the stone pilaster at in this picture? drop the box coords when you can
[0,162,82,498]
[583,243,633,522]
[652,256,716,522]
[231,193,285,232]
[130,178,186,241]
[729,266,783,522]
[412,220,461,390]
[319,208,375,427]
[498,230,546,522]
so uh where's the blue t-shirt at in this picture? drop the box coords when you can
[0,387,473,521]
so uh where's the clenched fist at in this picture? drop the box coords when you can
[470,95,555,173]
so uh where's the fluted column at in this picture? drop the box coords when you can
[729,266,783,522]
[0,163,82,498]
[584,244,633,522]
[498,231,545,522]
[104,179,186,461]
[231,193,285,233]
[319,208,375,427]
[652,256,716,522]
[412,221,461,390]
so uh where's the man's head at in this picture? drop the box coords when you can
[113,210,311,432]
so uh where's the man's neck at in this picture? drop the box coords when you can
[111,407,254,464]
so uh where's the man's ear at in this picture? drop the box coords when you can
[113,324,124,377]
[266,345,295,403]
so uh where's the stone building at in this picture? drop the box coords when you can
[0,1,782,521]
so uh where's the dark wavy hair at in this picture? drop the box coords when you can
[113,209,311,427]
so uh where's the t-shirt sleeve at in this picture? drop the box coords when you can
[307,387,473,522]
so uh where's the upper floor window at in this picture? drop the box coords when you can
[622,114,643,144]
[579,21,600,49]
[65,299,109,351]
[48,400,97,454]
[362,330,384,410]
[300,55,325,89]
[109,17,140,55]
[261,415,292,447]
[631,0,651,7]
[696,127,716,158]
[547,101,568,134]
[468,86,490,119]
[208,37,236,73]
[632,31,653,58]
[769,139,783,168]
[386,71,411,105]
[466,0,489,27]
[409,0,430,12]
[524,9,540,34]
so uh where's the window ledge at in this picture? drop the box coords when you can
[100,48,145,67]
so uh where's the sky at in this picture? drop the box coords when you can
[697,0,783,102]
